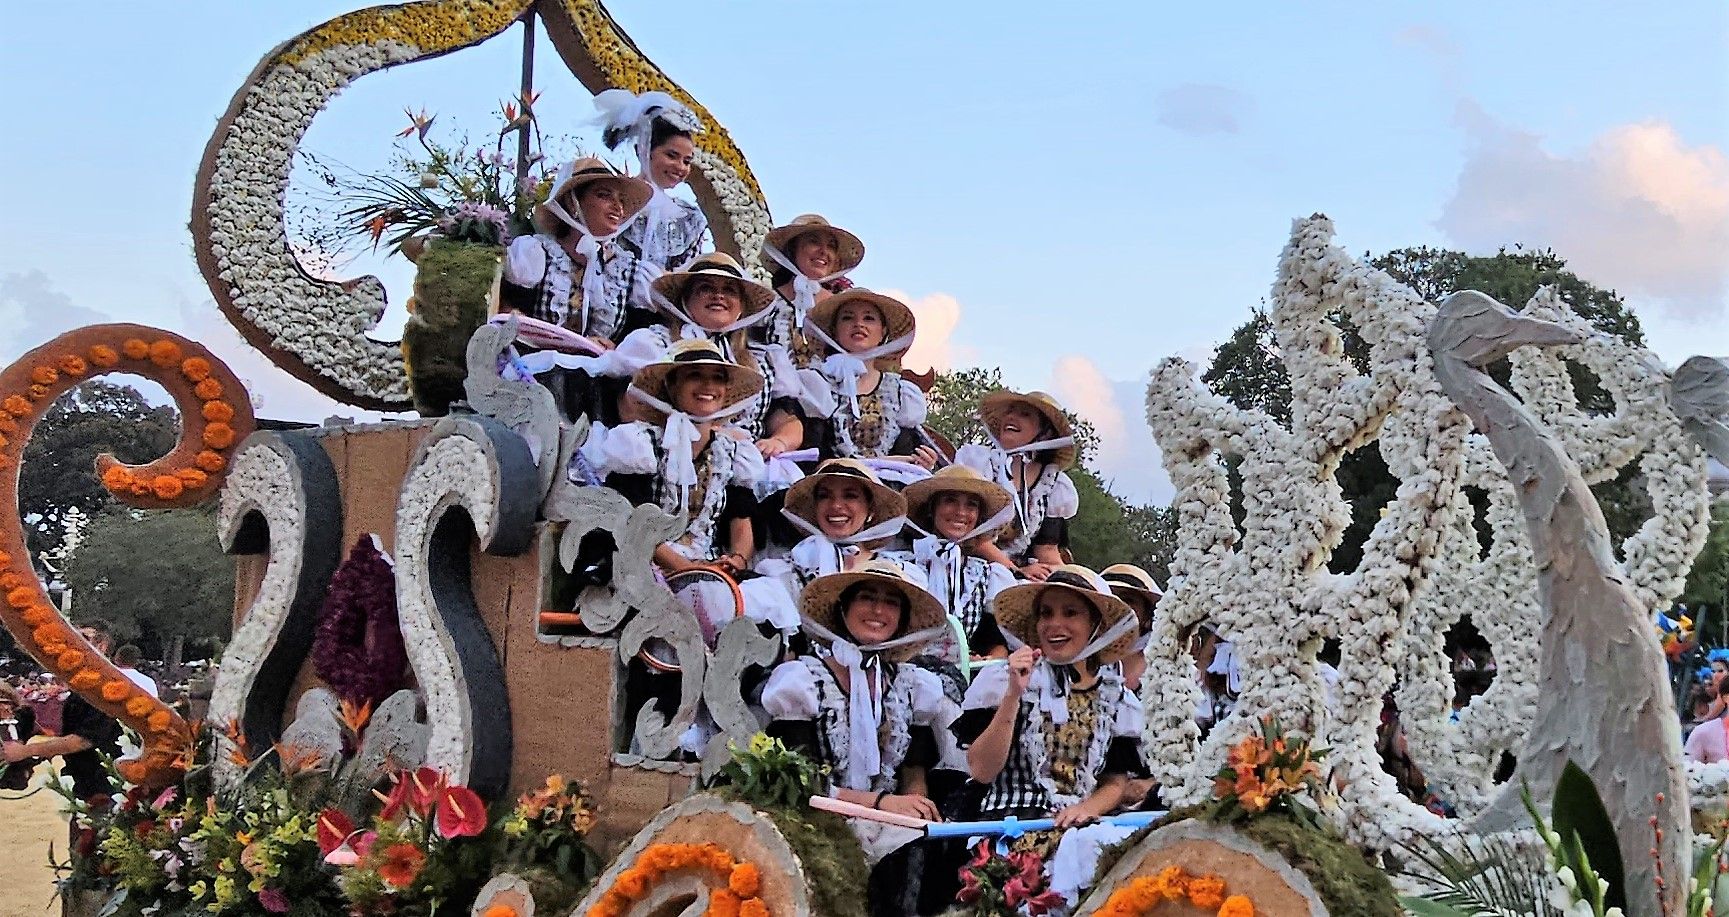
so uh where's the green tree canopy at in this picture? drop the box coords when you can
[64,504,234,657]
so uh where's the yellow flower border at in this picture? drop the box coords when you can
[1095,864,1255,917]
[587,841,768,917]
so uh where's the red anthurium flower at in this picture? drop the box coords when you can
[377,778,412,823]
[316,809,356,856]
[435,785,488,839]
[406,767,446,817]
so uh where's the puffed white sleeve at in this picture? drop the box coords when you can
[960,663,1011,712]
[793,367,837,417]
[953,444,994,476]
[1045,471,1080,520]
[761,661,820,721]
[602,327,669,379]
[503,236,548,287]
[1112,685,1146,740]
[905,666,956,728]
[895,377,929,428]
[982,561,1015,602]
[597,422,658,476]
[729,438,765,486]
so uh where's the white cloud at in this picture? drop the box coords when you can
[883,288,971,372]
[0,271,110,363]
[1154,83,1252,136]
[1047,355,1173,505]
[1438,105,1729,317]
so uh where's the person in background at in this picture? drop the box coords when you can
[1688,706,1729,764]
[0,679,39,791]
[113,644,159,699]
[755,213,864,368]
[595,89,710,271]
[954,390,1081,581]
[2,622,123,804]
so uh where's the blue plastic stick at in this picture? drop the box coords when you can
[926,810,1164,853]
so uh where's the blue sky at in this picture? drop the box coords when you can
[2,2,1726,503]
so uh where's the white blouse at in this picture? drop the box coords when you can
[762,655,951,793]
[953,443,1079,558]
[599,422,764,562]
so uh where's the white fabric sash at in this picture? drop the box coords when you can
[806,322,916,416]
[541,197,631,337]
[989,437,1075,538]
[625,385,751,504]
[1001,605,1139,725]
[649,289,776,338]
[761,242,852,334]
[781,510,910,573]
[907,502,1018,611]
[799,615,949,790]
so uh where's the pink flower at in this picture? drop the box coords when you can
[152,787,178,810]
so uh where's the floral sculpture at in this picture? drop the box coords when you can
[193,0,772,410]
[0,324,254,786]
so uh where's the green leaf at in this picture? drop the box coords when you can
[1398,896,1478,917]
[1552,760,1626,913]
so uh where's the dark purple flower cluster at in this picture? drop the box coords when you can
[312,536,408,706]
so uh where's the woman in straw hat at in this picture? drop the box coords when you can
[808,289,941,469]
[955,389,1081,580]
[762,561,957,912]
[594,90,709,271]
[1100,564,1162,692]
[755,213,865,368]
[598,339,767,575]
[951,565,1146,907]
[501,156,655,349]
[590,252,832,454]
[888,465,1020,665]
[755,458,917,597]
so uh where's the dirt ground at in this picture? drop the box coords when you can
[0,772,67,917]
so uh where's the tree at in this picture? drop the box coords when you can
[64,504,234,657]
[1682,502,1729,643]
[1202,246,1649,569]
[19,381,178,557]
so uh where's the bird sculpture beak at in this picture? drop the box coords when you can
[1501,313,1585,351]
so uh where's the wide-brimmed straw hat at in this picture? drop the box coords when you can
[994,565,1136,666]
[903,465,1013,535]
[760,213,865,276]
[978,389,1077,470]
[629,338,763,420]
[533,156,654,234]
[807,289,916,354]
[782,459,907,535]
[1101,563,1163,632]
[650,252,777,316]
[799,560,947,661]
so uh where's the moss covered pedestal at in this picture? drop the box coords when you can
[401,238,503,416]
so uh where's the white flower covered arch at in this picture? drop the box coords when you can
[1141,215,1713,854]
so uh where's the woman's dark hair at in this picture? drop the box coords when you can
[837,582,910,643]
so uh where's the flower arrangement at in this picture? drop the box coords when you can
[587,841,769,917]
[317,766,493,915]
[312,535,408,709]
[709,733,828,810]
[1210,716,1326,828]
[952,841,1064,916]
[497,775,604,909]
[1094,865,1252,917]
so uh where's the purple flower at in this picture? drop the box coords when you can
[259,887,290,913]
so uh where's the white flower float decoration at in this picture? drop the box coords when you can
[193,0,775,409]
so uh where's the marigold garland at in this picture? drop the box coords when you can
[195,450,227,473]
[121,338,150,360]
[4,395,32,416]
[1095,865,1254,917]
[194,378,224,401]
[148,340,183,368]
[202,400,235,423]
[203,423,236,450]
[181,357,213,382]
[31,365,58,385]
[88,344,119,367]
[587,842,770,917]
[58,354,88,375]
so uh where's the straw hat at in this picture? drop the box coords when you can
[1101,564,1163,632]
[760,213,865,275]
[807,288,916,353]
[533,156,654,234]
[650,251,777,316]
[781,459,907,535]
[903,465,1013,534]
[978,389,1077,470]
[798,560,947,661]
[994,565,1136,666]
[629,338,763,420]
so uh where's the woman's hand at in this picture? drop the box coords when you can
[878,794,940,822]
[716,552,751,576]
[1019,562,1054,582]
[756,437,790,459]
[1006,646,1039,698]
[1051,802,1099,829]
[910,445,940,469]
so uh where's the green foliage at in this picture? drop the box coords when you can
[739,801,869,917]
[20,381,177,557]
[709,733,828,810]
[1549,762,1626,914]
[1683,501,1729,612]
[1233,813,1404,917]
[65,504,234,655]
[402,238,502,416]
[1398,828,1560,917]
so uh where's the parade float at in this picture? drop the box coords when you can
[6,1,1729,915]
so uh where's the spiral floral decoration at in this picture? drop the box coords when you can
[0,323,255,787]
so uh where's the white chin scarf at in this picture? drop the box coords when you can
[908,501,1019,612]
[781,506,909,574]
[649,289,775,343]
[761,242,853,334]
[799,613,949,791]
[990,431,1077,535]
[805,322,915,415]
[1000,603,1139,725]
[541,194,630,338]
[626,384,751,505]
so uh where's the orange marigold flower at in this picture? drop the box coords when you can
[738,900,768,917]
[180,357,212,382]
[22,604,55,627]
[71,670,101,690]
[195,450,227,473]
[482,906,519,917]
[28,384,49,401]
[151,475,185,500]
[58,650,85,671]
[126,696,155,718]
[201,400,235,423]
[32,624,62,646]
[102,465,133,491]
[377,842,426,889]
[122,339,150,360]
[0,571,24,590]
[40,641,67,659]
[131,480,151,497]
[194,378,223,401]
[203,423,236,450]
[31,365,58,386]
[59,355,88,375]
[146,709,172,732]
[1218,894,1255,917]
[3,395,30,417]
[728,862,761,899]
[101,680,132,702]
[707,889,742,917]
[0,549,10,566]
[148,340,183,368]
[89,344,120,367]
[614,868,649,901]
[1188,875,1227,910]
[177,468,209,489]
[7,586,35,609]
[0,418,14,437]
